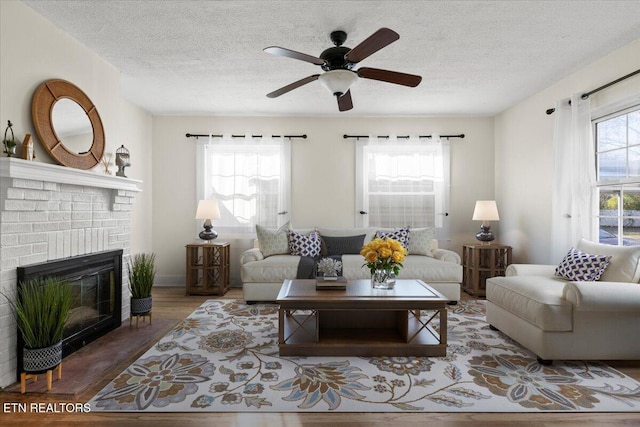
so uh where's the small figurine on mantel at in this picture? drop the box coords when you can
[3,120,17,157]
[115,145,130,177]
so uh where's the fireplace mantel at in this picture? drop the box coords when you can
[0,157,142,192]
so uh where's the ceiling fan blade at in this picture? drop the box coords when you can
[264,46,325,65]
[344,28,399,63]
[357,67,422,87]
[337,90,353,112]
[267,75,320,98]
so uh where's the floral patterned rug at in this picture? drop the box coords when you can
[88,299,640,412]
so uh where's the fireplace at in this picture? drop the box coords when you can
[16,250,123,378]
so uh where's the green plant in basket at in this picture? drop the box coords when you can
[13,277,72,349]
[128,253,157,299]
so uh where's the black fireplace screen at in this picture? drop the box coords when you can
[16,250,122,378]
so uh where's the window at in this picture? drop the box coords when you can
[197,136,291,235]
[594,105,640,246]
[356,137,450,239]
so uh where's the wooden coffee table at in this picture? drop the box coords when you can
[276,279,448,357]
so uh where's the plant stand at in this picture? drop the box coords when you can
[129,311,152,328]
[20,363,62,394]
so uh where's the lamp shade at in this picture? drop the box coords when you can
[195,200,221,220]
[318,70,358,96]
[472,200,500,221]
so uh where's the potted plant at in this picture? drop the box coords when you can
[128,253,156,315]
[12,277,72,373]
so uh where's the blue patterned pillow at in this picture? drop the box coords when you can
[289,230,321,257]
[555,247,612,281]
[376,227,410,249]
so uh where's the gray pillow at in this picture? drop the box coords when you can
[321,235,366,256]
[256,221,290,257]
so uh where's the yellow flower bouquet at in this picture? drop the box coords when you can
[360,237,408,288]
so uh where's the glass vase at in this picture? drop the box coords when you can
[371,269,396,290]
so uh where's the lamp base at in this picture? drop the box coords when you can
[199,226,218,241]
[475,225,495,243]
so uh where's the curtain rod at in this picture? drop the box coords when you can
[185,133,307,139]
[343,133,465,140]
[546,68,640,115]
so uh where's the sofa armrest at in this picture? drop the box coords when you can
[563,281,640,312]
[505,264,557,277]
[433,248,461,264]
[240,248,264,264]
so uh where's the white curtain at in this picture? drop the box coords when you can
[197,134,291,235]
[550,94,596,262]
[355,134,450,238]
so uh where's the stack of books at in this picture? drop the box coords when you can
[315,276,347,290]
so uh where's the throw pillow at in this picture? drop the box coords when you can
[376,227,410,249]
[408,227,435,256]
[256,221,290,258]
[321,235,366,256]
[555,247,612,281]
[289,230,322,257]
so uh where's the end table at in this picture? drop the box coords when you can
[185,241,230,295]
[462,244,512,297]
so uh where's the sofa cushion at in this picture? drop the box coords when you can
[555,247,612,281]
[486,276,573,332]
[316,227,377,242]
[241,255,301,282]
[408,227,435,256]
[321,234,366,256]
[289,230,321,257]
[340,254,461,283]
[256,222,289,257]
[577,238,640,283]
[376,227,410,249]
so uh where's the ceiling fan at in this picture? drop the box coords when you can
[264,28,422,112]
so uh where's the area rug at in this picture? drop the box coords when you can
[88,299,640,412]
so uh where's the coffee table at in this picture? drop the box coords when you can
[276,279,448,357]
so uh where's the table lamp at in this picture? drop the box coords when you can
[195,199,221,241]
[472,200,499,243]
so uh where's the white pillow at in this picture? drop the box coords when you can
[408,227,435,256]
[577,238,640,283]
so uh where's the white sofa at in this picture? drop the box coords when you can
[486,238,640,364]
[240,227,462,303]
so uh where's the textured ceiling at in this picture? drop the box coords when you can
[22,0,640,117]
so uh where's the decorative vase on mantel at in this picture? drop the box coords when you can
[371,269,396,290]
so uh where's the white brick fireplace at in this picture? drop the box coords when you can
[0,157,142,388]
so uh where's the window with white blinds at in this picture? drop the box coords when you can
[355,136,450,239]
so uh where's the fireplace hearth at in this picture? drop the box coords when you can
[16,250,123,379]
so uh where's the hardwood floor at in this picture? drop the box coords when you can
[2,287,639,426]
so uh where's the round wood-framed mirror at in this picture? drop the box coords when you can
[32,79,105,169]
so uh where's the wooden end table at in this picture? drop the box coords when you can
[276,279,448,357]
[185,241,230,295]
[462,243,512,297]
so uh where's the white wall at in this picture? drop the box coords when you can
[0,0,153,255]
[152,115,494,285]
[495,39,640,264]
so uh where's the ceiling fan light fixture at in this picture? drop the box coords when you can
[318,70,358,96]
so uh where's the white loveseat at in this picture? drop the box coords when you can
[240,227,462,303]
[486,239,640,364]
